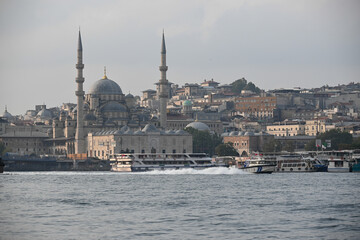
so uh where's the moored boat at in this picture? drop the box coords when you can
[328,158,350,172]
[275,154,318,173]
[110,153,219,172]
[238,155,276,174]
[350,151,360,172]
[0,157,4,173]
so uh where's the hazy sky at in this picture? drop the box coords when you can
[0,0,359,115]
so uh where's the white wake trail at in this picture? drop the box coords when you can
[137,167,248,175]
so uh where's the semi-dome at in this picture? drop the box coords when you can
[221,132,229,137]
[175,129,186,135]
[37,108,52,120]
[142,123,159,133]
[186,121,210,131]
[244,132,255,136]
[238,131,245,136]
[89,76,123,95]
[120,125,130,132]
[84,113,96,121]
[101,102,127,112]
[125,93,134,98]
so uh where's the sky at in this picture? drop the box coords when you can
[0,0,359,115]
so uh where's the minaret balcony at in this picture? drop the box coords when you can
[75,90,85,96]
[159,66,168,71]
[76,63,84,69]
[76,77,84,83]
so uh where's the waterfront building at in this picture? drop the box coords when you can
[222,131,274,157]
[0,128,50,156]
[87,124,192,160]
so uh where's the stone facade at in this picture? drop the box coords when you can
[223,132,274,156]
[234,96,277,119]
[87,124,192,160]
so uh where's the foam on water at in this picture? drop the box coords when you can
[5,167,248,175]
[136,167,248,175]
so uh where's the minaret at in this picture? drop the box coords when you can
[159,31,168,129]
[75,30,85,154]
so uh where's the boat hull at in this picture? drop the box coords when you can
[328,167,350,173]
[241,165,275,174]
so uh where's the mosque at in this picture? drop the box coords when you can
[0,31,216,158]
[48,30,192,157]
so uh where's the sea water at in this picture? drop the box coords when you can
[0,169,359,240]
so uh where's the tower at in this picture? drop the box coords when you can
[75,30,86,154]
[159,31,168,129]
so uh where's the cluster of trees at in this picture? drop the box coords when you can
[184,127,222,156]
[0,142,11,156]
[186,127,360,157]
[185,127,239,156]
[305,129,360,151]
[263,140,295,153]
[230,78,261,94]
[215,142,239,156]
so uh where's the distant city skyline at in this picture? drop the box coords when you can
[0,0,359,115]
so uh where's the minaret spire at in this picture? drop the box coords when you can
[75,30,86,154]
[103,66,107,79]
[161,30,166,54]
[159,30,168,129]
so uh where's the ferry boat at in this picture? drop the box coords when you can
[0,157,4,173]
[351,151,360,172]
[275,154,318,172]
[110,153,219,172]
[317,150,352,173]
[238,155,276,174]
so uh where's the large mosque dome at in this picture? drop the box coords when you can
[89,76,123,95]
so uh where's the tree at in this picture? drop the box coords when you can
[305,129,353,151]
[243,82,261,94]
[184,127,222,156]
[230,78,262,94]
[263,140,282,152]
[350,137,360,149]
[230,78,247,94]
[0,141,11,156]
[215,142,239,156]
[283,141,295,152]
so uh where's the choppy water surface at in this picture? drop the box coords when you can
[1,169,359,240]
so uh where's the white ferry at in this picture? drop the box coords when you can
[316,150,352,172]
[110,153,218,172]
[238,155,276,174]
[275,155,318,172]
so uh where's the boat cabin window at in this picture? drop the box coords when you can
[335,161,343,167]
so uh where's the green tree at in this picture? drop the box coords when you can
[0,141,11,156]
[305,139,316,151]
[215,142,239,156]
[243,82,261,94]
[283,141,295,152]
[230,78,262,94]
[305,129,353,151]
[230,78,247,94]
[184,127,222,156]
[263,139,282,152]
[350,137,360,149]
